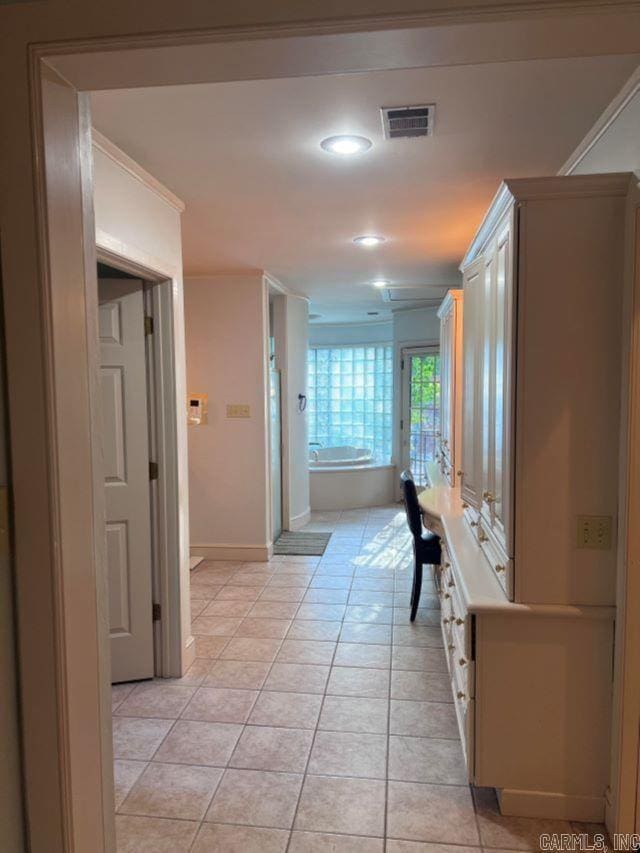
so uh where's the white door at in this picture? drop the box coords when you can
[401,347,441,487]
[99,277,154,683]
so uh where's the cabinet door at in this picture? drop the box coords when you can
[480,250,495,532]
[439,308,453,474]
[461,258,484,510]
[489,218,514,557]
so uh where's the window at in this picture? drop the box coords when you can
[402,349,441,486]
[307,345,393,462]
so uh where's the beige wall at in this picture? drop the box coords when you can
[185,275,271,555]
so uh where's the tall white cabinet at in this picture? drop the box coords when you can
[420,172,632,823]
[436,290,463,487]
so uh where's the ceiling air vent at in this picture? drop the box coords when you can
[381,104,435,140]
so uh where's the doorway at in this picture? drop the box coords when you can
[401,346,441,486]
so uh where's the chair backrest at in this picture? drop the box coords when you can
[400,470,422,540]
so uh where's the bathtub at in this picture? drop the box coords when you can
[309,446,372,468]
[309,446,396,510]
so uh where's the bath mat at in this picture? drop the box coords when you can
[273,531,332,556]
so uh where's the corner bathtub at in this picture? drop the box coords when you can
[309,447,395,510]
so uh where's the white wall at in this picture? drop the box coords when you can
[309,320,393,346]
[185,275,272,558]
[92,136,193,675]
[273,293,310,530]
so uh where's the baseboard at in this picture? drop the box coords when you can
[190,543,271,561]
[498,788,605,822]
[288,507,311,531]
[189,556,203,571]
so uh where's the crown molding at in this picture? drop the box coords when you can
[91,128,185,213]
[437,288,463,319]
[461,172,634,268]
[558,65,640,176]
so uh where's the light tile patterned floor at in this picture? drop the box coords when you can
[112,506,606,852]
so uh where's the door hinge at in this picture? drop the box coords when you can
[152,602,161,622]
[144,316,154,336]
[401,358,405,370]
[149,461,159,480]
[400,419,404,431]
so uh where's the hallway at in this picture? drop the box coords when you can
[111,507,600,851]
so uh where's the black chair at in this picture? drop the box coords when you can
[400,470,441,621]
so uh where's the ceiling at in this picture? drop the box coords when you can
[91,53,639,323]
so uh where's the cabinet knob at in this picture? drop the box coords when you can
[447,580,455,588]
[457,470,463,477]
[442,439,449,447]
[459,658,467,667]
[461,501,469,509]
[483,491,495,504]
[495,564,506,573]
[444,562,451,569]
[448,643,455,651]
[455,617,464,626]
[478,531,488,543]
[470,521,478,528]
[442,617,451,624]
[457,690,466,700]
[444,593,451,599]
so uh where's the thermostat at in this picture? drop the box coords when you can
[188,393,208,425]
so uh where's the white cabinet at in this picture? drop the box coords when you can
[420,463,615,823]
[437,290,463,487]
[459,174,630,604]
[460,259,484,513]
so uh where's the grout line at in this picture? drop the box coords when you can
[284,509,361,852]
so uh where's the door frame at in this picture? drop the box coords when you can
[97,248,185,679]
[10,11,640,852]
[607,199,640,836]
[399,344,440,485]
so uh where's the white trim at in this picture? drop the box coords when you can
[436,288,463,320]
[91,129,185,213]
[190,543,272,561]
[558,65,640,176]
[461,174,633,269]
[288,507,311,531]
[189,556,203,571]
[311,319,393,329]
[498,788,605,822]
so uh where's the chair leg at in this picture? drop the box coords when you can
[410,556,423,622]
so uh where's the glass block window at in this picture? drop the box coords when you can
[307,345,393,463]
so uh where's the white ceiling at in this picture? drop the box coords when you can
[91,53,639,323]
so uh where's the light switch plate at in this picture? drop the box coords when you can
[577,515,613,550]
[226,404,251,419]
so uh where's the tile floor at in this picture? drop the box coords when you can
[112,506,607,852]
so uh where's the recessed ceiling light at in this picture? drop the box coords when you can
[320,135,372,155]
[372,280,389,288]
[353,235,386,248]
